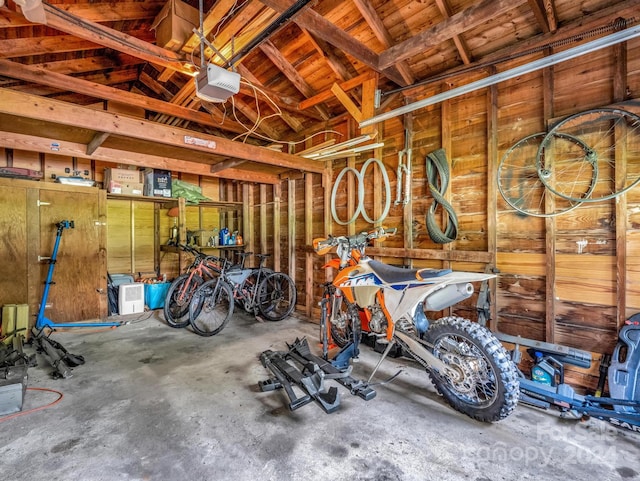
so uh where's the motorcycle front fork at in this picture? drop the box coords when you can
[319,293,363,370]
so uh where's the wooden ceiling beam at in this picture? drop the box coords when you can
[0,59,249,135]
[0,131,280,184]
[299,71,376,110]
[0,35,103,58]
[378,0,526,69]
[433,0,473,64]
[231,96,281,140]
[259,39,330,120]
[407,0,640,94]
[352,0,414,85]
[303,30,355,82]
[236,65,305,132]
[9,68,140,96]
[34,54,144,75]
[210,158,248,174]
[259,0,406,86]
[39,3,195,76]
[0,1,165,27]
[0,88,325,174]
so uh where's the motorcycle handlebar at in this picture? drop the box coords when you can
[312,227,396,254]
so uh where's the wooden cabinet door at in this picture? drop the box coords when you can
[0,185,28,307]
[38,189,106,322]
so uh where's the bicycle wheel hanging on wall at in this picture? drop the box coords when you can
[497,132,593,217]
[537,108,640,203]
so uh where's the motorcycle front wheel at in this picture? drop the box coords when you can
[423,316,519,422]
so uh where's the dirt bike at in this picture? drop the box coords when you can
[310,227,520,422]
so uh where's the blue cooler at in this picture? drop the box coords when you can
[144,283,171,310]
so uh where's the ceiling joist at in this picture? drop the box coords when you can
[0,88,325,174]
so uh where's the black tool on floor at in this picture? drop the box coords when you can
[30,328,84,379]
[258,337,375,413]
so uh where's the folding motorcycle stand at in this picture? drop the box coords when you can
[258,338,376,413]
[35,220,122,330]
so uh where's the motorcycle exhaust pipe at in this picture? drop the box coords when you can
[423,283,474,312]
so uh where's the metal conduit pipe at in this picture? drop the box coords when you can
[360,24,640,128]
[226,0,314,68]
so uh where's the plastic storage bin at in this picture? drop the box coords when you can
[145,283,171,310]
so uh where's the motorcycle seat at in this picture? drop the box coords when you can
[368,260,452,284]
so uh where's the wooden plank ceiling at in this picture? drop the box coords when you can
[0,0,636,180]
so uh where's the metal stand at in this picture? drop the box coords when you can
[35,220,122,330]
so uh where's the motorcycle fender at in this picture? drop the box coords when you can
[322,259,341,270]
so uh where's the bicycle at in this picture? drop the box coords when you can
[163,244,223,328]
[188,253,297,336]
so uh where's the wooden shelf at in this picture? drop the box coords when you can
[197,245,245,250]
[160,244,245,253]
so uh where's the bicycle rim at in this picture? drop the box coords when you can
[537,108,640,202]
[498,132,589,217]
[257,272,297,321]
[189,279,234,336]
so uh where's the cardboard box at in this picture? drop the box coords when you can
[194,230,214,247]
[143,169,172,198]
[107,180,144,196]
[151,0,199,52]
[104,167,143,184]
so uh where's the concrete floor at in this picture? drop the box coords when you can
[1,310,639,481]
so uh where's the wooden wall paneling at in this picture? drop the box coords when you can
[543,57,556,344]
[401,110,414,268]
[107,199,133,274]
[97,189,108,314]
[26,187,39,322]
[153,202,160,278]
[295,177,306,306]
[288,178,296,284]
[11,150,41,174]
[487,76,498,329]
[244,183,254,262]
[260,184,267,257]
[44,153,74,183]
[273,183,281,273]
[39,188,104,322]
[0,184,28,310]
[614,38,628,329]
[440,97,453,315]
[132,201,155,276]
[305,173,313,319]
[552,48,615,118]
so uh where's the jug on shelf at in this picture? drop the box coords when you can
[219,227,229,246]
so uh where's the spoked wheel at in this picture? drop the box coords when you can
[325,289,360,348]
[188,279,234,337]
[164,274,203,328]
[423,316,519,422]
[239,268,273,313]
[256,272,297,321]
[537,108,640,203]
[497,132,592,217]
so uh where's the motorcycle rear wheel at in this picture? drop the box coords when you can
[423,316,519,422]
